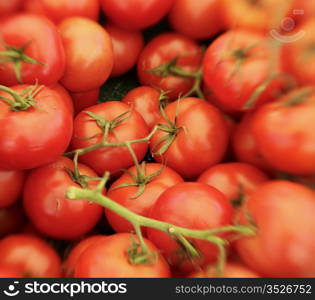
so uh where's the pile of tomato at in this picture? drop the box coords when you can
[1,0,315,279]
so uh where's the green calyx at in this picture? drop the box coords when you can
[284,87,313,106]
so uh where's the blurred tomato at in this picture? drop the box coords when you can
[0,0,22,17]
[0,203,26,237]
[71,88,100,115]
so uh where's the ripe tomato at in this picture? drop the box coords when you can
[150,98,228,179]
[198,163,268,207]
[286,0,315,28]
[0,170,25,208]
[137,33,203,100]
[23,0,100,24]
[63,235,104,277]
[100,0,174,31]
[0,203,25,237]
[252,88,315,175]
[189,262,260,278]
[236,180,315,277]
[0,0,22,17]
[74,233,171,278]
[281,20,315,86]
[0,265,23,278]
[105,24,144,77]
[147,182,233,273]
[169,0,224,40]
[0,234,61,277]
[50,83,74,116]
[71,101,149,176]
[0,85,73,170]
[122,86,165,130]
[106,163,183,234]
[58,17,113,92]
[203,29,284,111]
[70,88,99,115]
[23,157,104,240]
[0,14,65,86]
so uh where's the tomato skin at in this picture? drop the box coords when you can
[0,170,25,208]
[0,85,73,170]
[203,29,284,112]
[0,203,26,237]
[0,234,61,277]
[169,0,223,40]
[106,163,183,234]
[286,0,315,28]
[58,17,114,92]
[63,235,104,277]
[122,86,163,130]
[70,88,99,115]
[23,0,100,24]
[150,98,229,179]
[147,182,233,273]
[100,0,174,31]
[0,0,22,17]
[23,157,103,240]
[50,83,74,116]
[236,180,315,277]
[252,88,315,175]
[0,265,23,278]
[0,14,65,86]
[74,233,171,278]
[71,101,149,176]
[105,24,144,77]
[137,33,203,100]
[189,262,260,278]
[198,163,268,207]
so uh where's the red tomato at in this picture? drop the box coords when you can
[147,182,233,273]
[281,20,315,86]
[122,86,164,130]
[74,233,171,278]
[286,0,315,28]
[106,163,183,234]
[71,88,100,115]
[252,88,315,175]
[0,203,25,237]
[203,29,284,111]
[100,0,174,31]
[23,0,100,24]
[236,180,315,277]
[0,85,73,170]
[0,14,65,86]
[0,234,61,277]
[189,262,260,278]
[198,163,268,207]
[0,170,25,208]
[169,0,223,40]
[150,98,228,179]
[63,235,104,277]
[137,33,203,100]
[23,157,104,240]
[71,101,149,176]
[58,17,113,92]
[50,83,74,116]
[105,24,144,77]
[0,0,22,17]
[0,265,23,278]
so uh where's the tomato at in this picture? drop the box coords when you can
[105,24,144,77]
[281,20,315,86]
[58,17,113,92]
[198,163,268,207]
[106,163,183,234]
[0,85,73,170]
[169,0,224,40]
[189,262,260,278]
[252,88,315,175]
[286,0,315,28]
[71,101,149,176]
[23,157,104,240]
[0,14,65,86]
[50,83,74,116]
[122,86,165,130]
[0,170,25,208]
[0,0,22,17]
[203,29,284,112]
[137,33,203,100]
[0,234,61,277]
[232,113,273,172]
[63,235,104,277]
[100,0,174,31]
[23,0,100,24]
[0,265,23,278]
[74,233,171,278]
[150,97,228,179]
[0,203,25,237]
[71,88,99,116]
[236,180,315,277]
[147,182,233,273]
